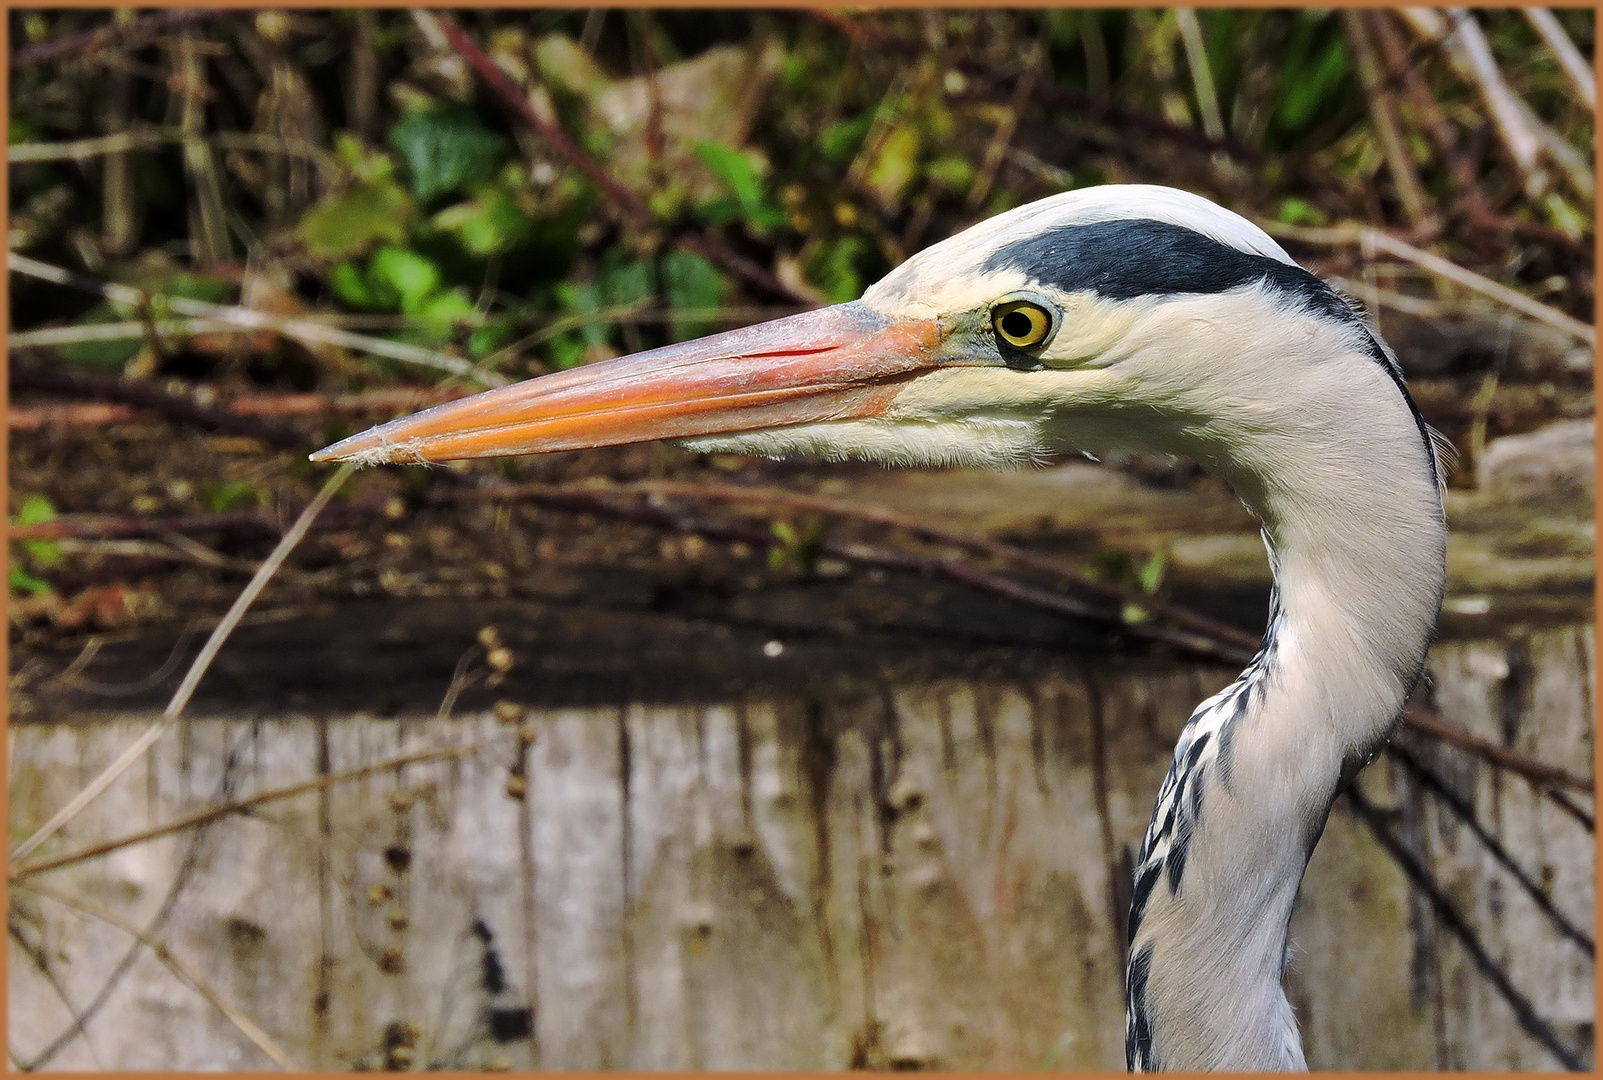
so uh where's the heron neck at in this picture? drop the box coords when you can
[1124,374,1446,1071]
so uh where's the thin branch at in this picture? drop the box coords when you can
[614,478,1264,650]
[15,470,1586,800]
[1262,221,1595,346]
[15,880,300,1070]
[9,385,473,435]
[1387,742,1594,955]
[12,9,230,68]
[7,918,108,1069]
[1346,788,1587,1070]
[417,11,807,304]
[9,317,236,349]
[11,365,308,450]
[430,480,1250,664]
[443,477,1591,796]
[11,743,480,880]
[9,254,502,386]
[1402,705,1593,795]
[8,464,357,868]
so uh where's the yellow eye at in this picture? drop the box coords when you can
[992,300,1052,349]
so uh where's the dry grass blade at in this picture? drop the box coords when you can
[1342,10,1431,224]
[11,743,480,880]
[8,463,357,867]
[15,880,302,1070]
[8,255,503,386]
[1175,9,1225,142]
[9,128,338,175]
[1523,8,1595,111]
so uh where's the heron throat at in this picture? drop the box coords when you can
[1120,330,1446,1072]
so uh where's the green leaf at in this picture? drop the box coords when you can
[432,186,534,256]
[16,495,56,527]
[693,141,765,208]
[388,106,509,203]
[808,235,870,305]
[555,280,612,347]
[1137,550,1167,594]
[1276,24,1350,134]
[12,495,61,570]
[9,565,53,597]
[926,155,975,193]
[468,320,516,360]
[368,246,442,314]
[661,251,728,341]
[1275,197,1326,226]
[547,332,589,370]
[157,272,233,305]
[864,123,920,207]
[330,262,378,309]
[595,254,654,309]
[298,174,413,260]
[207,479,260,512]
[819,113,873,163]
[413,288,479,331]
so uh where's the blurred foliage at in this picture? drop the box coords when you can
[9,495,60,598]
[7,8,1594,394]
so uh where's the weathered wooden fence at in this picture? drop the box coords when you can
[11,624,1593,1070]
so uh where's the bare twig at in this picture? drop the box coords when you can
[15,880,301,1069]
[177,30,233,266]
[12,9,230,68]
[10,365,308,449]
[9,464,357,867]
[1370,11,1491,221]
[1523,9,1595,112]
[1346,788,1587,1070]
[417,11,807,304]
[615,478,1264,650]
[9,255,502,385]
[9,386,472,434]
[7,918,108,1069]
[1401,705,1593,795]
[441,476,1591,796]
[967,38,1045,211]
[431,479,1249,664]
[1262,221,1595,346]
[11,743,480,880]
[1386,741,1594,955]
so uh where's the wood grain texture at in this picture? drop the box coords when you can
[11,627,1592,1070]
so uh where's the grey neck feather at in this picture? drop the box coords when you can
[1122,341,1447,1071]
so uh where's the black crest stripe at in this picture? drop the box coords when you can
[977,217,1438,484]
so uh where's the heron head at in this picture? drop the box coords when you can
[312,185,1377,471]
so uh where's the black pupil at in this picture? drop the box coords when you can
[1000,310,1035,340]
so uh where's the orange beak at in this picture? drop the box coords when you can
[311,302,945,464]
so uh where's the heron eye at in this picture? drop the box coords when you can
[992,301,1052,349]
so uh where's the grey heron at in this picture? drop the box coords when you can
[315,184,1448,1071]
